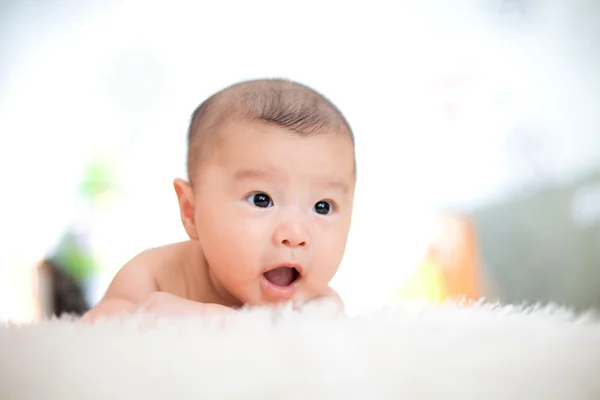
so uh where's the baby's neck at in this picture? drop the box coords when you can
[205,266,244,309]
[182,241,242,308]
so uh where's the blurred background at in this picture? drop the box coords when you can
[1,0,599,321]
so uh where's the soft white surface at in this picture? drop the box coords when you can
[1,301,599,399]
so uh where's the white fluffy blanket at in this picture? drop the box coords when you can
[1,301,599,399]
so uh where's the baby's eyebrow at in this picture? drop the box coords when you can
[233,168,281,181]
[322,180,350,194]
[233,168,350,194]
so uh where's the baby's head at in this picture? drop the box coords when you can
[174,78,355,307]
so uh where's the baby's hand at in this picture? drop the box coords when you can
[140,292,236,318]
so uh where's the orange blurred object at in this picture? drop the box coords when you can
[392,215,481,303]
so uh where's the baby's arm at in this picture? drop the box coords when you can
[82,244,235,322]
[81,250,159,322]
[139,291,235,317]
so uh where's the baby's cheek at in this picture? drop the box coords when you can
[311,251,340,284]
[322,230,347,260]
[223,228,263,270]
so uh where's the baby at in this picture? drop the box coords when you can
[83,78,356,321]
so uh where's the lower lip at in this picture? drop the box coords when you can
[261,275,299,300]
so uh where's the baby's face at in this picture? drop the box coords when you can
[192,120,355,306]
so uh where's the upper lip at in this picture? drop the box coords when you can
[266,262,304,277]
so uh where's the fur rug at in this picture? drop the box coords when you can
[1,300,599,399]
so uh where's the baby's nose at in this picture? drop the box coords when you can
[281,237,307,247]
[273,220,310,248]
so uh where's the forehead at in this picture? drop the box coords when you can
[205,120,355,183]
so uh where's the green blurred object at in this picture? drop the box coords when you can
[51,232,99,285]
[51,155,121,284]
[79,156,120,201]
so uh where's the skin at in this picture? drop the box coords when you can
[83,119,355,322]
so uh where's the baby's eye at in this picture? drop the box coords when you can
[313,200,334,215]
[246,192,273,208]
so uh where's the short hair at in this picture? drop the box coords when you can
[186,78,354,181]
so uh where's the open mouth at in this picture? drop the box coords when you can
[263,266,301,287]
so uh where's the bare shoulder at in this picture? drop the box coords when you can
[82,242,196,321]
[101,251,158,304]
[82,247,159,321]
[103,242,190,303]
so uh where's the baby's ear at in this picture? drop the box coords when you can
[173,178,199,240]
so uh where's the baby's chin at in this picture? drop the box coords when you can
[238,290,310,309]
